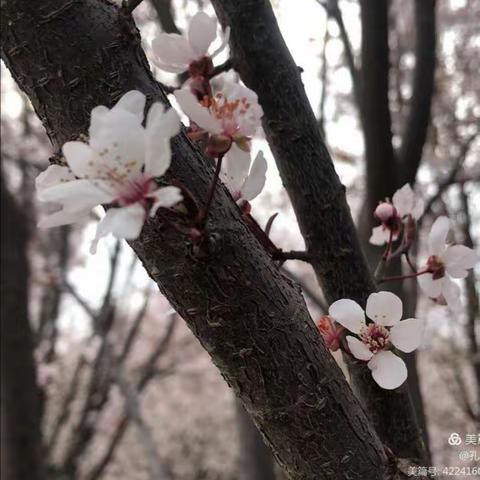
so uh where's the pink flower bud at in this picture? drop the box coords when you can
[374,202,396,223]
[317,315,344,352]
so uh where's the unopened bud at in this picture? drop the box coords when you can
[374,202,396,223]
[317,315,344,352]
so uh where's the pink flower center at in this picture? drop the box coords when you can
[117,173,153,209]
[426,255,445,280]
[203,93,251,137]
[360,324,390,354]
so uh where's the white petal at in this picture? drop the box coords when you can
[417,272,443,299]
[366,291,403,326]
[35,165,74,193]
[63,141,101,178]
[38,179,114,207]
[390,318,424,353]
[38,208,90,229]
[411,197,424,220]
[221,144,251,194]
[187,12,217,58]
[90,204,146,253]
[146,104,181,138]
[369,225,390,246]
[442,276,462,311]
[443,245,479,278]
[211,26,230,59]
[146,138,171,178]
[328,299,365,334]
[241,151,268,201]
[368,351,408,390]
[145,109,180,178]
[392,183,414,218]
[174,88,222,134]
[428,216,450,256]
[151,34,193,69]
[148,186,182,217]
[89,105,110,139]
[89,109,146,174]
[113,90,146,123]
[346,336,373,361]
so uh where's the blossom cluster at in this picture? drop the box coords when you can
[36,12,267,252]
[318,183,478,389]
[34,10,478,391]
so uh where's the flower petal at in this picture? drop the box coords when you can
[38,207,90,229]
[428,216,450,256]
[346,336,373,361]
[366,291,403,326]
[145,108,180,178]
[174,88,222,134]
[63,141,101,179]
[89,109,146,175]
[90,204,146,254]
[241,151,267,201]
[187,12,217,58]
[148,186,183,217]
[221,144,251,195]
[146,104,181,139]
[369,225,391,246]
[417,272,443,299]
[211,26,230,59]
[114,90,146,123]
[392,183,414,218]
[151,34,194,69]
[368,351,408,390]
[442,276,462,311]
[390,318,424,353]
[38,179,114,207]
[443,245,479,279]
[35,165,74,193]
[328,299,365,334]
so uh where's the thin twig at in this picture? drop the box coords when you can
[197,154,224,227]
[85,314,177,480]
[272,250,313,264]
[282,267,327,313]
[114,365,170,479]
[210,58,234,78]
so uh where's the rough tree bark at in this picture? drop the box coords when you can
[1,171,44,479]
[211,0,427,463]
[1,1,394,478]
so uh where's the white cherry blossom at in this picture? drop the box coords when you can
[152,12,229,75]
[329,291,424,390]
[221,146,267,205]
[370,183,424,246]
[37,91,182,253]
[174,81,263,153]
[417,216,479,309]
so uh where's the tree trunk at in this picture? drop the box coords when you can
[1,171,44,480]
[1,1,392,478]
